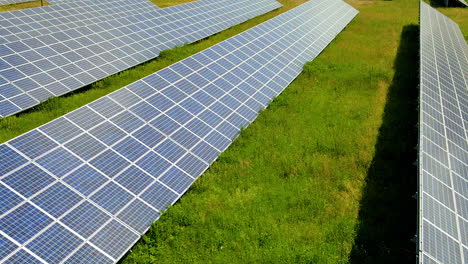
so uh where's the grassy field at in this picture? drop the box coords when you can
[0,0,466,263]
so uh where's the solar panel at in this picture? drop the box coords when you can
[418,2,468,263]
[0,0,358,263]
[0,0,282,118]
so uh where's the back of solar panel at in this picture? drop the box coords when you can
[0,0,282,118]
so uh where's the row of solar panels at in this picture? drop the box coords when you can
[0,0,282,117]
[418,2,467,264]
[0,0,359,263]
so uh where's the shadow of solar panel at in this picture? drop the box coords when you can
[0,0,358,262]
[0,0,282,118]
[418,2,468,264]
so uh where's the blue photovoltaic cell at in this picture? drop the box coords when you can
[3,250,42,264]
[63,165,109,196]
[112,136,149,162]
[159,167,194,194]
[418,2,468,264]
[89,150,130,178]
[9,130,57,159]
[114,166,154,195]
[0,1,358,263]
[90,182,133,214]
[0,184,23,215]
[64,133,107,161]
[0,0,282,118]
[36,148,82,177]
[0,145,27,175]
[27,223,83,263]
[66,106,105,130]
[38,117,84,144]
[1,163,55,198]
[176,153,209,176]
[140,182,179,211]
[136,151,172,177]
[132,124,165,148]
[117,199,160,233]
[89,122,127,146]
[31,182,82,218]
[61,201,110,239]
[90,220,139,260]
[0,234,17,260]
[64,244,113,264]
[0,203,53,243]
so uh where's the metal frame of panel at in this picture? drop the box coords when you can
[0,0,358,263]
[0,0,282,118]
[418,2,468,264]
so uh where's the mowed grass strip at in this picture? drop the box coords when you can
[0,0,306,143]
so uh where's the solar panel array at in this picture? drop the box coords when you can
[0,0,358,263]
[419,2,468,264]
[0,0,282,118]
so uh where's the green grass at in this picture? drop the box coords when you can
[0,0,466,263]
